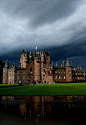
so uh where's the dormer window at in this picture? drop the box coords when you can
[64,76,65,79]
[23,70,25,74]
[23,76,25,79]
[55,75,57,79]
[30,68,32,73]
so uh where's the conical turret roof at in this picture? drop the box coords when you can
[4,60,9,68]
[65,58,71,67]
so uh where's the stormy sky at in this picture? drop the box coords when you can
[0,0,86,70]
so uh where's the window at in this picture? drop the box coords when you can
[61,72,62,74]
[50,71,51,73]
[64,71,65,74]
[59,76,60,79]
[17,76,19,79]
[9,77,10,79]
[23,70,25,74]
[17,71,19,74]
[23,76,25,79]
[55,71,57,73]
[69,76,71,78]
[55,75,57,79]
[69,68,70,70]
[73,77,74,79]
[76,73,77,75]
[58,70,60,74]
[69,71,70,74]
[64,76,65,79]
[30,68,32,73]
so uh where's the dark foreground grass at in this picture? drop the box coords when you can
[0,83,86,96]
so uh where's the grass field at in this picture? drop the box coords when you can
[0,83,86,96]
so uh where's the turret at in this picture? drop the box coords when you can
[29,50,32,59]
[3,60,9,84]
[20,49,27,68]
[56,62,58,67]
[48,54,51,63]
[65,58,73,82]
[4,60,9,68]
[24,50,28,62]
[34,57,41,82]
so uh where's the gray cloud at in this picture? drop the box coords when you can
[0,0,86,69]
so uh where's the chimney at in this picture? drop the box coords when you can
[56,62,58,67]
[63,61,64,67]
[70,61,72,66]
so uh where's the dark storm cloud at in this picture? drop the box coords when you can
[47,41,86,70]
[0,0,86,69]
[32,0,82,27]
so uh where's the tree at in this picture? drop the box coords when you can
[0,59,5,83]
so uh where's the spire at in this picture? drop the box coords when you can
[30,50,31,55]
[65,58,71,67]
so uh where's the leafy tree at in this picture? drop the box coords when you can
[0,59,5,83]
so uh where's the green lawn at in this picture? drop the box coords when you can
[0,83,86,96]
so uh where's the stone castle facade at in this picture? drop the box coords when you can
[2,49,85,84]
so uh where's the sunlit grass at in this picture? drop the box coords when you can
[0,83,86,96]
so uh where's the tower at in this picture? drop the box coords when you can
[65,58,73,82]
[3,60,9,84]
[20,49,28,68]
[41,51,44,83]
[34,53,41,82]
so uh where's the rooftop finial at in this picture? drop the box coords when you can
[30,50,31,55]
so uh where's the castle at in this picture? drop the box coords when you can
[2,49,85,84]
